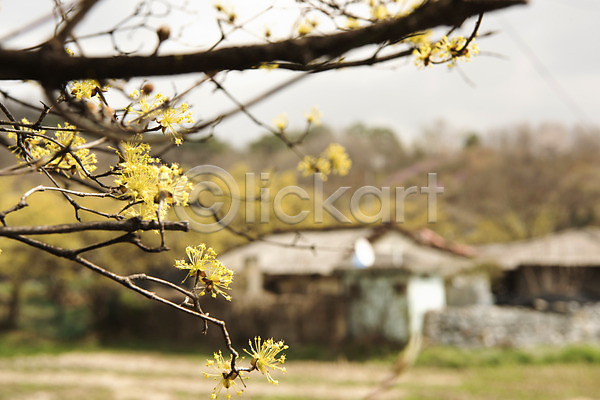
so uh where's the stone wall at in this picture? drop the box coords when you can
[424,305,600,348]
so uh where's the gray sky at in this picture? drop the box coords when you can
[1,0,598,148]
[212,0,599,148]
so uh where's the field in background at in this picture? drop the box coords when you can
[1,336,600,400]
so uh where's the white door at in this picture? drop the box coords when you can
[407,275,446,334]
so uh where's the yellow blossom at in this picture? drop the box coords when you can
[345,17,360,30]
[46,122,98,177]
[8,118,49,161]
[413,34,479,69]
[119,141,157,166]
[156,102,193,145]
[304,106,322,126]
[174,244,234,300]
[200,259,234,300]
[70,80,107,100]
[297,20,314,36]
[436,35,479,67]
[174,244,217,279]
[297,155,331,178]
[129,91,194,144]
[244,337,288,384]
[203,351,245,399]
[371,4,389,20]
[214,2,237,25]
[324,143,351,176]
[114,141,190,220]
[297,143,351,179]
[8,119,96,177]
[413,42,435,68]
[272,113,288,132]
[129,91,166,122]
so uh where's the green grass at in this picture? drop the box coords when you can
[416,344,600,368]
[401,364,600,400]
[0,331,97,357]
[0,331,212,359]
[2,329,600,368]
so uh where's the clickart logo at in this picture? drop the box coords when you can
[174,165,444,233]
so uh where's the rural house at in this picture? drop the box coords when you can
[479,228,600,311]
[424,228,600,348]
[218,225,477,345]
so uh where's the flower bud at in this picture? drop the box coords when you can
[141,82,154,95]
[156,25,170,42]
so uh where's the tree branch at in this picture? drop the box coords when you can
[0,217,189,236]
[0,0,526,83]
[4,232,239,368]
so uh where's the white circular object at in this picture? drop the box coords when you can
[353,238,375,268]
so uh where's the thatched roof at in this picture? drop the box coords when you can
[219,225,474,276]
[478,228,600,270]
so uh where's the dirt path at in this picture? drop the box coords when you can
[0,351,454,400]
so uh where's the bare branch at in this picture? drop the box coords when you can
[49,0,100,48]
[0,217,188,236]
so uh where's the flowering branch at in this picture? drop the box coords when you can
[0,1,528,398]
[0,0,526,83]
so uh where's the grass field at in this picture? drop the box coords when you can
[1,342,600,400]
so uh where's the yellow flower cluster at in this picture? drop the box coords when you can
[114,141,191,220]
[367,0,426,20]
[297,18,318,36]
[203,337,289,398]
[203,351,245,399]
[325,143,352,175]
[345,17,360,30]
[174,244,234,300]
[413,35,479,68]
[304,106,322,126]
[272,113,288,133]
[129,91,194,145]
[244,337,288,384]
[298,155,331,176]
[371,3,389,20]
[437,35,480,67]
[298,143,351,179]
[214,2,237,24]
[8,119,97,177]
[70,80,108,101]
[47,123,98,177]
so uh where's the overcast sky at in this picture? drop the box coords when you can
[1,0,598,148]
[211,0,599,147]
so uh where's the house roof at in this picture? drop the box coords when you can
[477,227,600,269]
[219,225,474,276]
[219,228,367,275]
